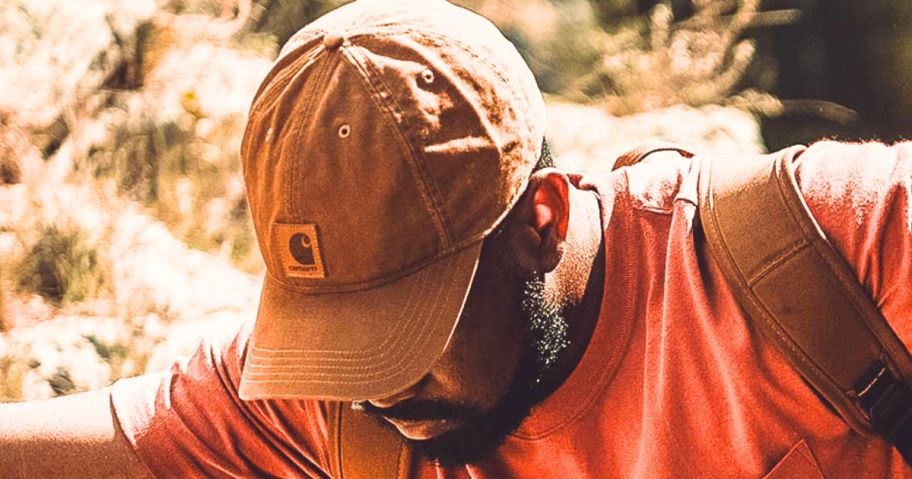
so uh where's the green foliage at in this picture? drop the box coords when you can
[47,366,75,396]
[506,0,609,99]
[85,333,134,382]
[16,225,106,306]
[162,0,231,16]
[85,334,129,362]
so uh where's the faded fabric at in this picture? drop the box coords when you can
[112,141,912,477]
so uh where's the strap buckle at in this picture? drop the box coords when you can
[856,361,912,461]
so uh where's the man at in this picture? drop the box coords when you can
[1,0,911,477]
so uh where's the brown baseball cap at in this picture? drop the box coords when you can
[238,0,546,401]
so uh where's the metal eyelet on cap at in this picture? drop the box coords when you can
[420,69,435,85]
[338,124,351,138]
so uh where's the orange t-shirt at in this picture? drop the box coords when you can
[112,141,912,478]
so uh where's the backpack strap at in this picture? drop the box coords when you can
[327,402,414,479]
[696,146,912,463]
[611,141,695,170]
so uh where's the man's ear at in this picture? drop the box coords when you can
[506,168,570,273]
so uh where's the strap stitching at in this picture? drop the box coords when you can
[772,153,892,383]
[701,155,827,394]
[746,240,809,287]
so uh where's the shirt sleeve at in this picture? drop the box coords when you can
[111,319,333,478]
[795,141,912,353]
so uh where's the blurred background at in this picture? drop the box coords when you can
[0,0,908,400]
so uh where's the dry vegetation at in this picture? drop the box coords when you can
[16,225,107,306]
[472,0,770,113]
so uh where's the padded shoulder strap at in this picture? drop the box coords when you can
[697,147,912,462]
[327,402,414,479]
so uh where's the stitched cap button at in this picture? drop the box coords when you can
[323,32,345,50]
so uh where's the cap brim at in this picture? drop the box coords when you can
[239,241,483,401]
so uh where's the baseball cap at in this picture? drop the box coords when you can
[238,0,546,401]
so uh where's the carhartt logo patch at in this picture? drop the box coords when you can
[275,223,326,279]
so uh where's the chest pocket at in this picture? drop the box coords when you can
[762,440,824,479]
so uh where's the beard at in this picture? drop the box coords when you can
[359,276,571,466]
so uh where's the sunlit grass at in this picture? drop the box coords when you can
[0,356,28,401]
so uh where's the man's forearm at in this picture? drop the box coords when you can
[0,386,152,478]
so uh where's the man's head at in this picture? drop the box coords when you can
[358,141,583,465]
[236,0,601,465]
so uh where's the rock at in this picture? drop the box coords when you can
[547,101,766,174]
[0,278,5,333]
[0,294,54,333]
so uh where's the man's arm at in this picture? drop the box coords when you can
[0,387,152,478]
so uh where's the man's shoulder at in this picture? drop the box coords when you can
[795,140,912,209]
[581,148,696,215]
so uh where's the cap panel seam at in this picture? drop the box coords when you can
[242,43,325,183]
[345,26,535,139]
[410,29,531,124]
[278,28,328,59]
[406,31,527,234]
[418,28,542,237]
[256,38,328,113]
[414,29,538,162]
[244,44,328,273]
[345,26,539,237]
[289,51,338,219]
[340,40,453,247]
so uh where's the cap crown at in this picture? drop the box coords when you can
[242,0,546,291]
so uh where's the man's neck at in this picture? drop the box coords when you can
[534,187,606,400]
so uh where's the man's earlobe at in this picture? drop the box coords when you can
[507,169,571,273]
